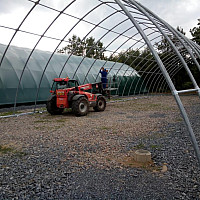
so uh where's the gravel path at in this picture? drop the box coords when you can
[0,95,200,199]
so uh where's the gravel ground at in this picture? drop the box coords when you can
[0,95,200,199]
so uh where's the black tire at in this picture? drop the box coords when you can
[93,96,106,112]
[46,96,64,115]
[72,96,89,116]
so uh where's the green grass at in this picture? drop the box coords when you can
[150,144,162,150]
[34,126,44,130]
[14,151,27,158]
[56,119,67,123]
[111,98,123,101]
[100,126,110,130]
[0,145,13,154]
[63,108,72,112]
[0,145,27,157]
[0,111,23,116]
[144,132,167,140]
[34,124,62,131]
[134,143,145,149]
[37,107,46,112]
[175,118,183,122]
[34,116,66,124]
[34,120,49,123]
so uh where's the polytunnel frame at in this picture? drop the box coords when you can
[0,0,200,166]
[115,0,200,166]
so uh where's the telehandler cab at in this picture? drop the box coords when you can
[46,77,106,116]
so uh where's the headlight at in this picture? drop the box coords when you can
[56,91,65,96]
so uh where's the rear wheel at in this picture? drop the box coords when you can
[93,96,106,112]
[46,96,64,115]
[72,96,89,116]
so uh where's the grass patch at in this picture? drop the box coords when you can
[14,151,27,158]
[106,157,112,161]
[36,107,46,112]
[34,120,49,123]
[111,98,123,101]
[100,126,110,130]
[0,111,23,116]
[175,118,183,122]
[56,119,67,123]
[0,145,27,157]
[34,126,46,130]
[0,145,13,154]
[34,124,62,131]
[150,144,162,150]
[136,103,163,111]
[63,108,72,112]
[134,143,145,149]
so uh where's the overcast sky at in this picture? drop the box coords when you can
[137,0,200,37]
[0,0,199,52]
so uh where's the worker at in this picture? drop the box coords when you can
[99,67,108,89]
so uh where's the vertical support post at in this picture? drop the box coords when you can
[114,0,200,166]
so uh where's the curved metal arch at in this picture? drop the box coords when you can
[105,18,161,74]
[64,1,148,84]
[124,36,165,96]
[94,28,149,83]
[80,8,159,84]
[81,24,135,83]
[13,0,76,112]
[33,1,108,111]
[154,48,191,94]
[159,52,196,93]
[126,1,200,96]
[148,47,189,94]
[125,43,164,96]
[138,1,200,63]
[130,56,159,96]
[128,1,199,95]
[101,30,161,96]
[72,17,134,81]
[114,0,200,167]
[58,9,123,79]
[134,0,200,74]
[127,0,200,96]
[0,0,40,67]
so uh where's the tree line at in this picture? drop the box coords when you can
[57,20,200,91]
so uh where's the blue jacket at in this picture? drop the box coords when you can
[99,70,108,81]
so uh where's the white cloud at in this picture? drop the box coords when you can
[136,0,200,37]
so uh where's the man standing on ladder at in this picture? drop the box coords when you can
[99,67,108,89]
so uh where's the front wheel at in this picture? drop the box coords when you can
[72,96,89,116]
[93,96,106,112]
[46,96,64,115]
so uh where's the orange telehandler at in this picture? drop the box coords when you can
[46,77,106,116]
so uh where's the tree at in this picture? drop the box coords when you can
[190,19,200,45]
[85,36,105,59]
[108,48,141,68]
[57,35,105,59]
[177,26,186,36]
[67,35,85,56]
[157,26,186,54]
